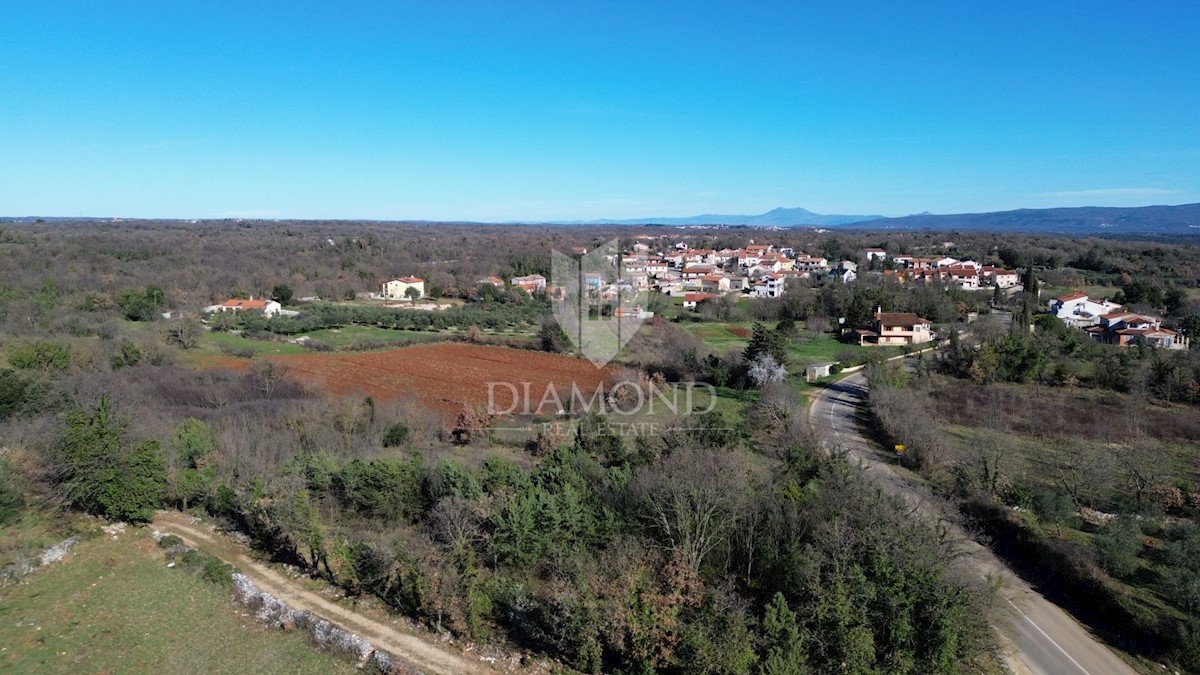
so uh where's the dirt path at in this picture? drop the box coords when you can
[151,511,493,675]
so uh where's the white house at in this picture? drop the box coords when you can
[829,261,857,284]
[864,248,887,262]
[382,276,425,299]
[204,297,283,318]
[982,267,1019,289]
[511,274,547,293]
[1048,292,1122,327]
[945,265,979,290]
[682,292,719,309]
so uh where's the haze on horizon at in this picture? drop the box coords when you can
[1,1,1198,222]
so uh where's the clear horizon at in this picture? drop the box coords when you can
[2,2,1198,221]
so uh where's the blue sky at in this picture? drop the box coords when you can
[2,1,1198,220]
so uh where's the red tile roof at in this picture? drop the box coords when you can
[221,299,269,310]
[875,312,930,327]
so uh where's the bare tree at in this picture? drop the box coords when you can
[628,447,747,575]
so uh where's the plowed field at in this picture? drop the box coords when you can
[205,344,609,417]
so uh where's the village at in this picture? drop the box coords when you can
[316,238,1186,352]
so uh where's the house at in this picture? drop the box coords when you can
[945,265,979,290]
[583,272,604,290]
[1085,311,1189,349]
[933,256,960,268]
[829,261,857,284]
[682,292,719,309]
[794,255,829,272]
[904,257,937,270]
[511,274,547,293]
[753,274,791,298]
[477,275,505,288]
[1048,292,1121,327]
[700,275,732,293]
[981,267,1019,289]
[733,250,763,268]
[382,276,425,300]
[614,306,654,320]
[864,248,887,262]
[645,259,670,276]
[682,265,715,280]
[852,310,933,346]
[205,297,283,318]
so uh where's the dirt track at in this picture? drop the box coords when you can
[151,511,493,675]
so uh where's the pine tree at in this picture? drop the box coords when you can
[60,395,165,522]
[760,592,808,674]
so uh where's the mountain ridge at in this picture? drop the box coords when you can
[534,206,885,227]
[529,203,1200,234]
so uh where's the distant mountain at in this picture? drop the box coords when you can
[858,203,1200,235]
[544,206,885,227]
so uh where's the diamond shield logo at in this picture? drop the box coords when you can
[551,239,651,367]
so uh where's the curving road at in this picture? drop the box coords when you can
[810,370,1138,675]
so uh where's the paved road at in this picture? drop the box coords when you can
[810,371,1138,675]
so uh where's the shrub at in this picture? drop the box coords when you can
[0,369,39,419]
[9,341,70,371]
[0,461,25,526]
[382,422,410,448]
[157,534,185,549]
[1093,517,1142,578]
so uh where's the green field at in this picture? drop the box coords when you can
[201,324,537,356]
[680,320,875,366]
[0,530,356,674]
[301,325,444,347]
[204,330,310,355]
[1043,285,1122,301]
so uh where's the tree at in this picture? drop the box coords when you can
[629,447,747,575]
[0,369,38,420]
[759,592,808,674]
[1093,517,1142,578]
[744,322,788,366]
[116,286,164,321]
[172,418,216,467]
[405,286,421,302]
[272,284,294,306]
[166,319,202,349]
[59,395,165,522]
[1032,489,1074,537]
[748,354,788,388]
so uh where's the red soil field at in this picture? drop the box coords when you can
[725,325,751,338]
[204,344,610,418]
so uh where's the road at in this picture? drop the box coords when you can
[152,511,493,675]
[810,371,1138,675]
